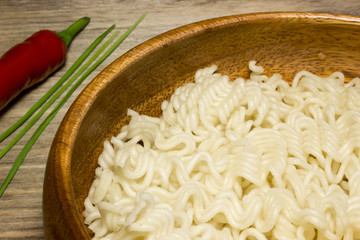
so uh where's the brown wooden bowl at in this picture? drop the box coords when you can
[43,12,360,239]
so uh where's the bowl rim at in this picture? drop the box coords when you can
[43,11,360,239]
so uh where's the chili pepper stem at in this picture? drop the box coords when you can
[57,17,90,48]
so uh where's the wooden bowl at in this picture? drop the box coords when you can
[43,12,360,239]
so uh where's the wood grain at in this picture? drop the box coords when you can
[1,0,360,239]
[46,11,360,240]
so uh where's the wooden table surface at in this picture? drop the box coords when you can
[0,0,359,239]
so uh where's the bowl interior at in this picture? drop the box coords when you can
[43,12,360,239]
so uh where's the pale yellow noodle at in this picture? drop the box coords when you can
[84,61,360,240]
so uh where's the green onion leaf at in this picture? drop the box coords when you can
[0,12,147,197]
[0,26,118,159]
[0,24,115,143]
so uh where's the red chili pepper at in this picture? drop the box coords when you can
[0,17,90,111]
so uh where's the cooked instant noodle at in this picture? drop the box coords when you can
[83,61,360,240]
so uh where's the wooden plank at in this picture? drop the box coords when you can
[0,0,359,238]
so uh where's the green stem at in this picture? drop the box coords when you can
[0,13,146,197]
[0,24,115,144]
[57,17,90,48]
[0,31,119,197]
[0,26,117,159]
